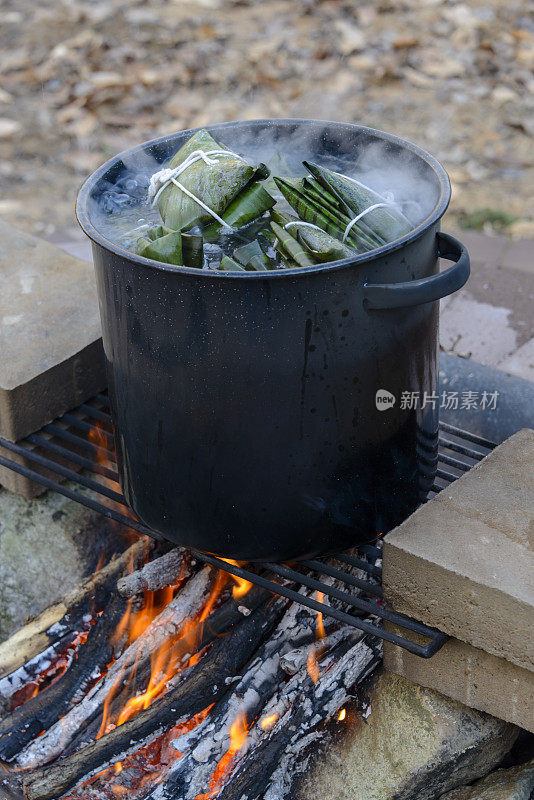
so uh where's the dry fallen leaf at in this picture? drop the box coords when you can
[0,118,21,137]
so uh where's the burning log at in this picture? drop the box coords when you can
[117,548,190,598]
[23,597,285,800]
[0,536,149,687]
[148,600,323,799]
[223,635,380,800]
[17,566,214,769]
[0,592,128,761]
[63,584,275,756]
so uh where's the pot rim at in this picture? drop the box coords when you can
[76,118,451,279]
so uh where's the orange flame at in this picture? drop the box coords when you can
[196,711,249,800]
[307,591,326,684]
[97,562,233,738]
[338,708,346,722]
[260,712,279,731]
[220,559,253,599]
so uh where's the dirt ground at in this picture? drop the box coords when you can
[0,0,533,238]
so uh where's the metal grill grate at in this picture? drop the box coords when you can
[0,397,497,659]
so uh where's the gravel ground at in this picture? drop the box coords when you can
[0,0,533,238]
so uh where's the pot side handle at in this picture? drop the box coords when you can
[362,232,470,310]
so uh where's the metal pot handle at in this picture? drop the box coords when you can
[362,232,470,310]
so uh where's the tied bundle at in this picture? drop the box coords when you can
[136,129,275,266]
[135,129,414,271]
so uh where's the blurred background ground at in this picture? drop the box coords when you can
[0,0,533,240]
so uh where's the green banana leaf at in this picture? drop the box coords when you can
[270,221,315,268]
[181,232,204,269]
[135,230,182,265]
[156,129,255,232]
[219,255,246,271]
[273,177,363,252]
[233,239,273,271]
[270,208,299,228]
[146,224,175,240]
[275,176,385,252]
[293,225,353,263]
[303,161,413,243]
[202,182,275,240]
[270,208,351,262]
[301,174,385,248]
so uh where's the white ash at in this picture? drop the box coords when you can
[263,636,378,800]
[16,567,212,769]
[280,625,358,676]
[146,599,318,799]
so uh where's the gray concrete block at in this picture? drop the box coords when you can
[0,220,106,443]
[383,430,534,671]
[294,672,518,800]
[384,628,534,733]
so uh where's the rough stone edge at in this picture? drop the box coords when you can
[384,626,534,733]
[0,338,106,441]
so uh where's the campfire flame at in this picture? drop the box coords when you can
[196,710,250,800]
[220,558,253,599]
[307,591,326,684]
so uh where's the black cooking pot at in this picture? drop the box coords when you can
[76,119,469,561]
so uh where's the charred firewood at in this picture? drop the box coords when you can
[0,591,128,762]
[0,536,149,687]
[17,566,214,769]
[262,636,380,800]
[218,635,379,800]
[23,597,285,800]
[117,548,191,597]
[63,584,274,756]
[0,768,24,800]
[150,600,321,799]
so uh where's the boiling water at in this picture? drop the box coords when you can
[89,125,440,270]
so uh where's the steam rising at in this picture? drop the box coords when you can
[87,121,443,261]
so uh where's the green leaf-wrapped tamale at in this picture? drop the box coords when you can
[303,161,413,243]
[294,225,353,263]
[233,239,273,271]
[181,233,204,269]
[218,255,246,271]
[155,129,256,232]
[273,177,362,251]
[270,222,315,268]
[202,182,276,240]
[270,209,352,263]
[136,229,182,265]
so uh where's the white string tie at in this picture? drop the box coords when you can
[147,148,248,230]
[283,221,324,232]
[342,203,392,242]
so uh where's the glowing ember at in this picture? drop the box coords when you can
[338,707,346,722]
[196,711,250,800]
[260,712,279,730]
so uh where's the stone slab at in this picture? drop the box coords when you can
[500,238,534,276]
[383,429,534,671]
[384,628,534,733]
[294,671,518,800]
[0,220,105,442]
[438,758,534,799]
[0,484,123,642]
[499,337,534,384]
